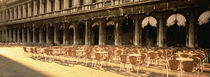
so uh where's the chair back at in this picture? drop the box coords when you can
[168,59,180,70]
[182,61,195,72]
[120,55,127,63]
[129,56,137,65]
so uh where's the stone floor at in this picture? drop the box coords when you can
[0,47,209,77]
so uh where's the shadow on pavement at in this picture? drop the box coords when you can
[0,55,48,77]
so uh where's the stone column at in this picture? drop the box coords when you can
[55,0,60,11]
[158,14,165,47]
[99,20,105,45]
[5,29,8,42]
[134,18,140,46]
[40,0,44,14]
[14,8,17,19]
[64,0,69,9]
[33,0,38,16]
[63,25,69,45]
[54,26,59,45]
[33,26,36,43]
[39,27,43,43]
[9,9,12,20]
[115,22,120,45]
[13,29,16,42]
[85,21,91,45]
[18,6,21,19]
[73,24,79,45]
[47,0,52,13]
[28,2,32,17]
[22,4,26,18]
[73,0,79,7]
[188,13,195,48]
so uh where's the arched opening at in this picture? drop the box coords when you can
[166,13,187,47]
[42,27,46,43]
[58,27,64,44]
[91,22,99,45]
[141,16,157,46]
[35,28,39,43]
[198,10,210,48]
[78,22,85,45]
[19,29,22,42]
[121,17,134,45]
[79,0,84,6]
[68,25,74,45]
[106,21,115,45]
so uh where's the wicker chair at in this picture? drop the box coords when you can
[181,61,200,77]
[119,55,129,72]
[167,59,181,77]
[128,56,142,74]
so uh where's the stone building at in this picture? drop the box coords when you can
[0,0,209,48]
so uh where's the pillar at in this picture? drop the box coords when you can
[28,2,32,17]
[54,26,59,45]
[33,0,38,16]
[64,0,69,9]
[73,0,79,7]
[99,20,105,45]
[22,4,26,18]
[5,29,8,42]
[13,29,16,42]
[188,13,195,48]
[39,27,43,43]
[18,5,21,19]
[47,0,52,13]
[33,26,36,43]
[55,0,60,11]
[158,14,164,47]
[134,18,140,46]
[9,29,12,42]
[14,8,17,19]
[9,9,12,20]
[40,0,44,14]
[73,24,79,45]
[85,21,91,45]
[115,22,120,45]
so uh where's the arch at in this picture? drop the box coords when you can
[68,24,74,45]
[106,21,115,26]
[166,13,187,27]
[92,22,99,27]
[78,22,86,45]
[105,21,115,45]
[121,17,134,45]
[198,10,210,25]
[141,16,157,28]
[91,22,99,45]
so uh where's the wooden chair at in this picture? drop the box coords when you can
[167,59,181,77]
[181,61,200,77]
[119,55,129,72]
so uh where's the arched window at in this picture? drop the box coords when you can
[106,21,115,45]
[91,22,99,45]
[141,16,157,46]
[166,13,187,47]
[69,0,73,8]
[121,17,134,45]
[198,10,210,48]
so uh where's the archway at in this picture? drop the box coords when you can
[91,22,99,45]
[78,22,85,45]
[58,26,64,44]
[68,25,74,45]
[106,21,115,45]
[198,10,210,48]
[141,16,157,46]
[121,17,134,45]
[166,13,187,47]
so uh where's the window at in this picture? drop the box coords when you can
[69,0,72,8]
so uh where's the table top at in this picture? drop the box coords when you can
[96,52,107,54]
[176,57,194,61]
[129,54,141,57]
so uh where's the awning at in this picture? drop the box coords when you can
[198,10,210,25]
[166,13,186,27]
[141,16,157,28]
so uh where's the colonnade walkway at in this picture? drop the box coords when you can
[0,47,210,77]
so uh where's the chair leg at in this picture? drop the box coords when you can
[137,65,140,74]
[119,63,122,72]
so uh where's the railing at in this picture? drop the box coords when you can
[0,0,160,25]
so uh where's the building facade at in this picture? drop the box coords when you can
[0,0,209,48]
